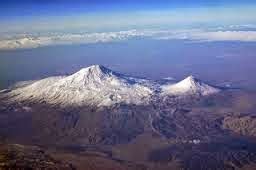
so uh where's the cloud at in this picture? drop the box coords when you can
[0,30,147,50]
[155,30,256,42]
[184,31,256,42]
[1,29,256,50]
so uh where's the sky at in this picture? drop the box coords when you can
[0,0,256,90]
[1,0,256,33]
[0,0,255,50]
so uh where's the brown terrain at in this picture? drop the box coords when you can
[1,89,256,170]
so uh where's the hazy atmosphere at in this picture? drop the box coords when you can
[1,40,256,91]
[1,1,256,170]
[1,0,256,90]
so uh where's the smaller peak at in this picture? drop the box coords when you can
[161,75,220,96]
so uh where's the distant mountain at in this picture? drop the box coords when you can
[2,65,220,107]
[161,76,220,96]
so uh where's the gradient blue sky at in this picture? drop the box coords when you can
[1,0,256,33]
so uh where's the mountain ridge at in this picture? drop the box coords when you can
[1,65,221,107]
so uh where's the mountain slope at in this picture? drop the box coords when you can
[2,66,221,107]
[161,76,220,96]
[0,144,75,170]
[6,65,153,107]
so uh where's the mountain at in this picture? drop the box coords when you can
[2,65,256,170]
[5,65,153,107]
[161,75,220,96]
[2,66,221,107]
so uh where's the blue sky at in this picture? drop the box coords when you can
[0,0,256,33]
[1,0,256,19]
[0,0,256,51]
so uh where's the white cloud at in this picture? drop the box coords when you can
[1,29,256,50]
[0,30,148,50]
[185,31,256,42]
[155,30,256,42]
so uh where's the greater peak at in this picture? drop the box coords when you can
[87,64,104,70]
[185,75,196,80]
[86,64,106,71]
[181,75,199,84]
[75,65,112,75]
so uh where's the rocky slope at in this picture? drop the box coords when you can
[0,143,75,170]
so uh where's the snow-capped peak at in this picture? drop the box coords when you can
[6,65,153,107]
[2,65,222,107]
[67,65,118,85]
[177,75,202,88]
[161,75,220,96]
[74,65,112,78]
